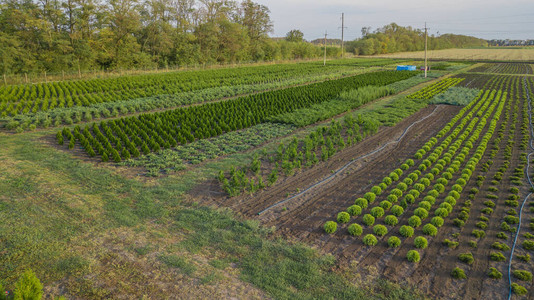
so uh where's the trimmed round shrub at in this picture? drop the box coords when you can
[444,196,456,206]
[413,183,425,193]
[418,201,432,211]
[389,172,400,181]
[452,184,463,193]
[396,182,408,192]
[390,188,403,198]
[386,196,399,206]
[348,223,363,236]
[420,178,431,187]
[414,236,428,249]
[409,215,422,227]
[400,163,409,170]
[423,195,436,205]
[324,221,337,233]
[458,252,474,264]
[442,171,453,180]
[362,214,375,226]
[371,186,382,195]
[414,208,429,219]
[404,194,415,204]
[403,177,413,186]
[364,192,377,203]
[427,189,439,198]
[388,236,401,248]
[399,225,415,237]
[384,215,398,226]
[440,202,453,213]
[433,183,445,193]
[407,250,420,262]
[456,178,467,186]
[337,212,351,223]
[380,200,392,210]
[448,190,460,200]
[363,234,378,246]
[379,182,387,190]
[347,205,362,216]
[373,225,388,236]
[434,208,449,218]
[370,207,385,218]
[383,177,392,185]
[423,223,438,236]
[391,205,404,216]
[431,216,444,228]
[451,267,467,279]
[355,198,368,209]
[394,168,403,176]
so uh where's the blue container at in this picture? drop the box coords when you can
[396,65,417,71]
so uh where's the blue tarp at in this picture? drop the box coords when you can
[396,65,417,71]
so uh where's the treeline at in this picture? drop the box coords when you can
[0,0,322,74]
[347,23,488,55]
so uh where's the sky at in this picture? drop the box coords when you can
[253,0,534,41]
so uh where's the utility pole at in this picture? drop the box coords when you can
[324,31,327,66]
[339,13,347,59]
[425,22,430,78]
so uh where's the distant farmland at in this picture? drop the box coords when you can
[370,48,534,61]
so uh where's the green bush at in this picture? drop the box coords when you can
[434,208,449,218]
[418,201,432,211]
[522,240,534,250]
[490,252,506,262]
[399,225,415,238]
[407,250,420,262]
[13,269,43,300]
[453,218,465,227]
[324,221,338,233]
[337,212,351,223]
[451,267,467,279]
[488,267,502,279]
[388,236,401,248]
[409,215,422,227]
[370,207,385,218]
[517,253,530,262]
[354,198,368,209]
[373,225,388,236]
[364,192,377,203]
[458,252,474,264]
[362,214,375,226]
[513,270,533,281]
[363,234,378,246]
[347,205,362,216]
[472,230,485,238]
[348,223,363,236]
[387,194,398,203]
[379,200,392,210]
[371,185,382,195]
[423,224,438,236]
[512,283,528,295]
[414,236,428,249]
[492,242,510,251]
[443,239,459,249]
[414,208,429,219]
[431,216,444,228]
[384,215,398,226]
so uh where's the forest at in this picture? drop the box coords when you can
[347,23,488,55]
[0,0,322,74]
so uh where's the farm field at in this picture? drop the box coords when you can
[371,48,534,62]
[2,58,534,299]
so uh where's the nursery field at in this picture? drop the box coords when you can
[2,60,534,299]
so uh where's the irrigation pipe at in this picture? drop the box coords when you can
[257,105,441,215]
[507,77,533,300]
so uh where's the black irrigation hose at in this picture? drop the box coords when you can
[507,77,533,300]
[257,105,441,215]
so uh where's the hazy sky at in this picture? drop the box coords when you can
[253,0,534,41]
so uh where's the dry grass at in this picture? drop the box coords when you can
[368,48,534,61]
